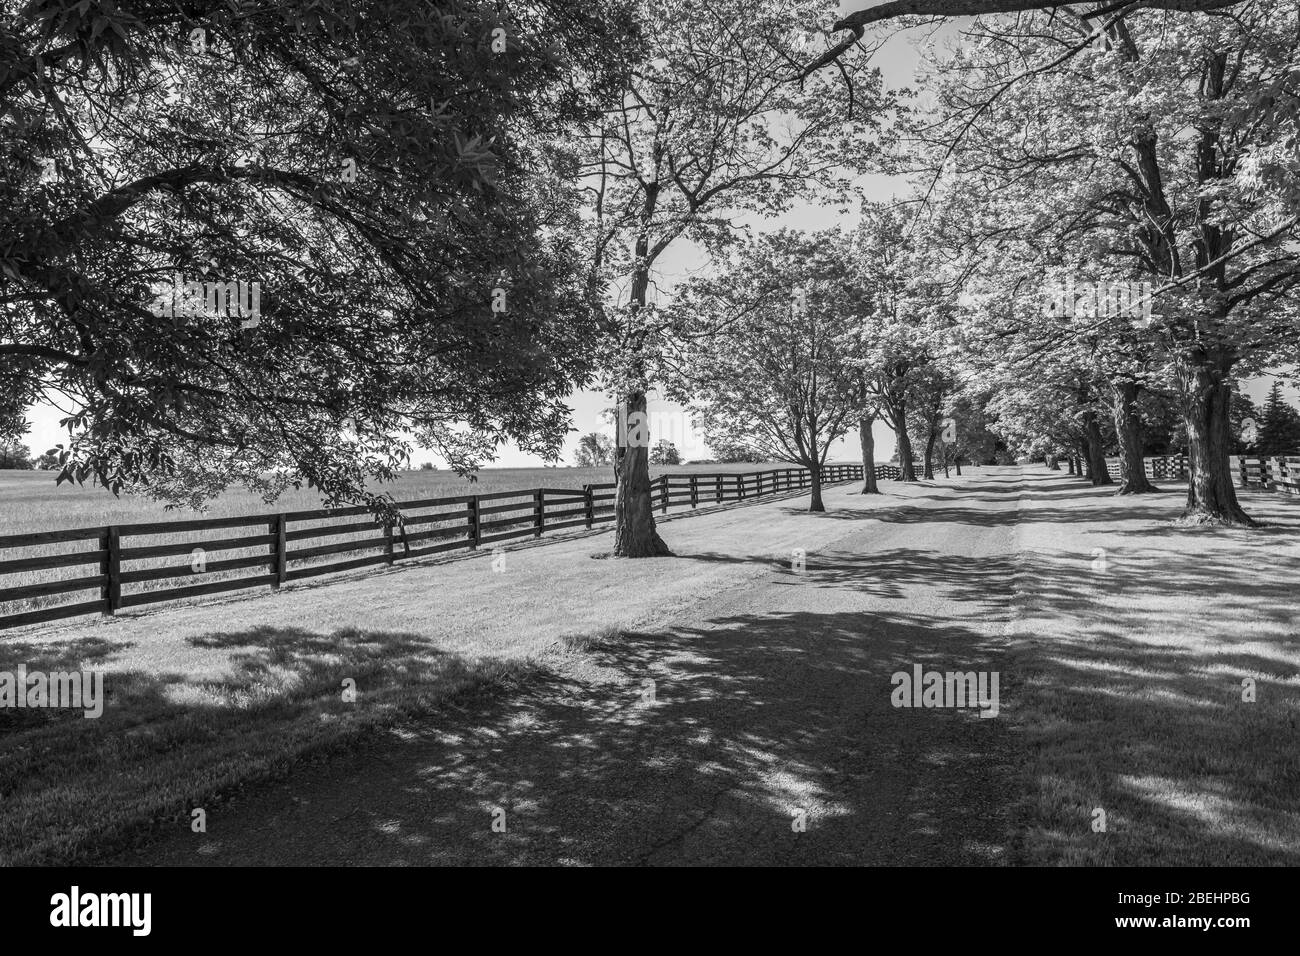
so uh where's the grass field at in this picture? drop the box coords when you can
[0,462,818,622]
[0,462,797,535]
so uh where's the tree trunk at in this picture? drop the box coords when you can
[1067,455,1076,476]
[858,416,880,494]
[887,402,917,481]
[922,430,936,480]
[1175,348,1254,525]
[955,457,962,475]
[1110,380,1158,495]
[1045,454,1060,470]
[613,389,672,557]
[1082,411,1113,486]
[808,462,825,512]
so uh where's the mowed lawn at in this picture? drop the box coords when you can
[0,463,799,621]
[0,462,788,535]
[1005,477,1300,866]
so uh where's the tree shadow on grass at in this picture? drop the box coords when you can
[111,527,1299,867]
[0,624,540,866]
[13,471,1297,867]
[112,607,1020,867]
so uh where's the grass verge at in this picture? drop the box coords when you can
[0,624,593,865]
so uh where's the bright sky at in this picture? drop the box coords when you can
[18,4,1296,467]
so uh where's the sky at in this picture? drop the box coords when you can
[17,3,1298,467]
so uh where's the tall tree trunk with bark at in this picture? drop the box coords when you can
[1076,445,1092,480]
[613,388,672,557]
[808,459,825,512]
[858,415,880,494]
[612,241,672,557]
[1067,455,1076,476]
[1081,409,1113,486]
[887,402,917,482]
[1110,380,1158,495]
[1175,347,1254,525]
[923,428,936,480]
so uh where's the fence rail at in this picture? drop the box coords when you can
[1102,455,1190,480]
[1100,454,1300,491]
[1235,454,1300,493]
[0,462,894,631]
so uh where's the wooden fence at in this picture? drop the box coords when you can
[1101,454,1300,491]
[0,462,889,631]
[1236,455,1300,493]
[1102,455,1189,480]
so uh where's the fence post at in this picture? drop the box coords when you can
[660,477,669,514]
[715,475,721,503]
[583,485,594,529]
[736,474,743,500]
[534,489,545,538]
[99,528,112,616]
[468,495,481,549]
[270,515,287,588]
[690,475,698,508]
[383,516,395,564]
[106,526,121,614]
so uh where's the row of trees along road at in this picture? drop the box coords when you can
[5,0,1300,552]
[910,4,1300,523]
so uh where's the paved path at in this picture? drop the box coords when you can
[112,469,1031,865]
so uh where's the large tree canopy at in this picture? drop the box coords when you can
[1,0,637,509]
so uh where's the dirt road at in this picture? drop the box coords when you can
[111,468,1032,866]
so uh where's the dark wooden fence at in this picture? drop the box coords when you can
[0,462,891,631]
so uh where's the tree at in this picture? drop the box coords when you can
[1,0,637,512]
[905,366,954,481]
[0,441,33,469]
[946,391,1002,472]
[580,0,885,554]
[708,441,765,464]
[856,409,884,494]
[919,7,1300,520]
[1257,382,1300,455]
[648,439,680,465]
[574,432,615,467]
[670,229,863,512]
[851,204,956,485]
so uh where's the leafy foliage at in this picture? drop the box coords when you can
[1,0,638,512]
